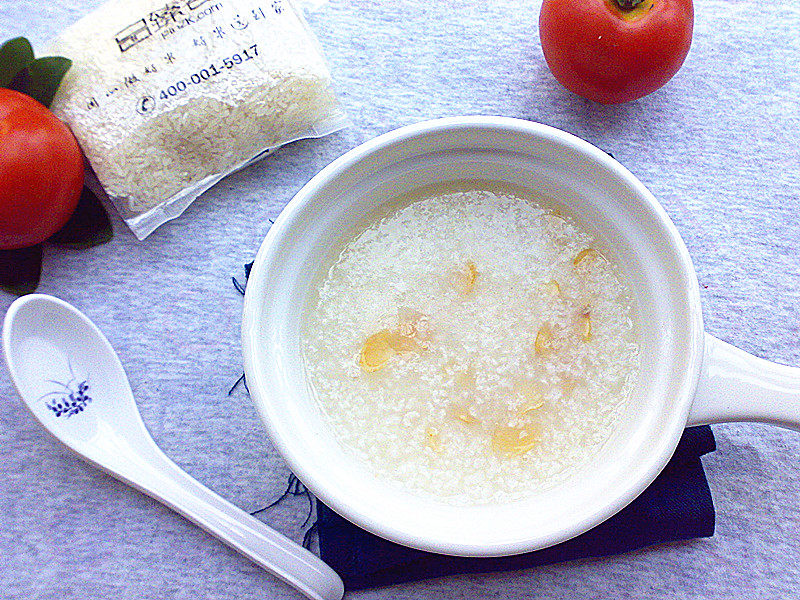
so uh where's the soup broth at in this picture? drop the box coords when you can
[303,182,640,504]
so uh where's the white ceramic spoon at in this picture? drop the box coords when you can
[2,293,344,600]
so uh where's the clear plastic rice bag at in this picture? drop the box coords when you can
[47,0,347,239]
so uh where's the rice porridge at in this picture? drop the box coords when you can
[302,182,640,504]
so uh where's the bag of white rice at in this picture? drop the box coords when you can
[46,0,347,239]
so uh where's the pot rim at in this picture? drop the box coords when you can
[242,116,705,556]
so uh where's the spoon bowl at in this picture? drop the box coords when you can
[3,293,344,600]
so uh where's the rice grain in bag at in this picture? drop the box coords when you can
[47,0,347,239]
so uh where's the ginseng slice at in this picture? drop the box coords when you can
[425,426,442,452]
[518,400,545,417]
[514,379,544,416]
[452,404,479,425]
[573,248,598,266]
[545,280,561,297]
[491,425,540,457]
[454,260,479,295]
[534,323,554,356]
[358,329,394,372]
[578,310,592,342]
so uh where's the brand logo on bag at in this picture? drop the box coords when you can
[115,1,222,52]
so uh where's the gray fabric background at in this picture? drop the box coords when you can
[2,1,799,598]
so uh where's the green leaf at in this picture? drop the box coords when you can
[0,244,42,296]
[49,186,113,248]
[0,37,34,88]
[8,55,72,107]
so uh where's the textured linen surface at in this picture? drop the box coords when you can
[1,1,799,599]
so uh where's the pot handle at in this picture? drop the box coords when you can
[688,334,800,431]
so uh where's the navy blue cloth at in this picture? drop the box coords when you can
[316,426,716,590]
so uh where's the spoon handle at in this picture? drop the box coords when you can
[94,435,344,600]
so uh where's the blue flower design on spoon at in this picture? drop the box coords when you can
[41,375,92,418]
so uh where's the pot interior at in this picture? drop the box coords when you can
[242,118,704,556]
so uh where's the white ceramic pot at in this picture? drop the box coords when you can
[241,116,800,557]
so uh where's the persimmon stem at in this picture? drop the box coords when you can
[613,0,646,10]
